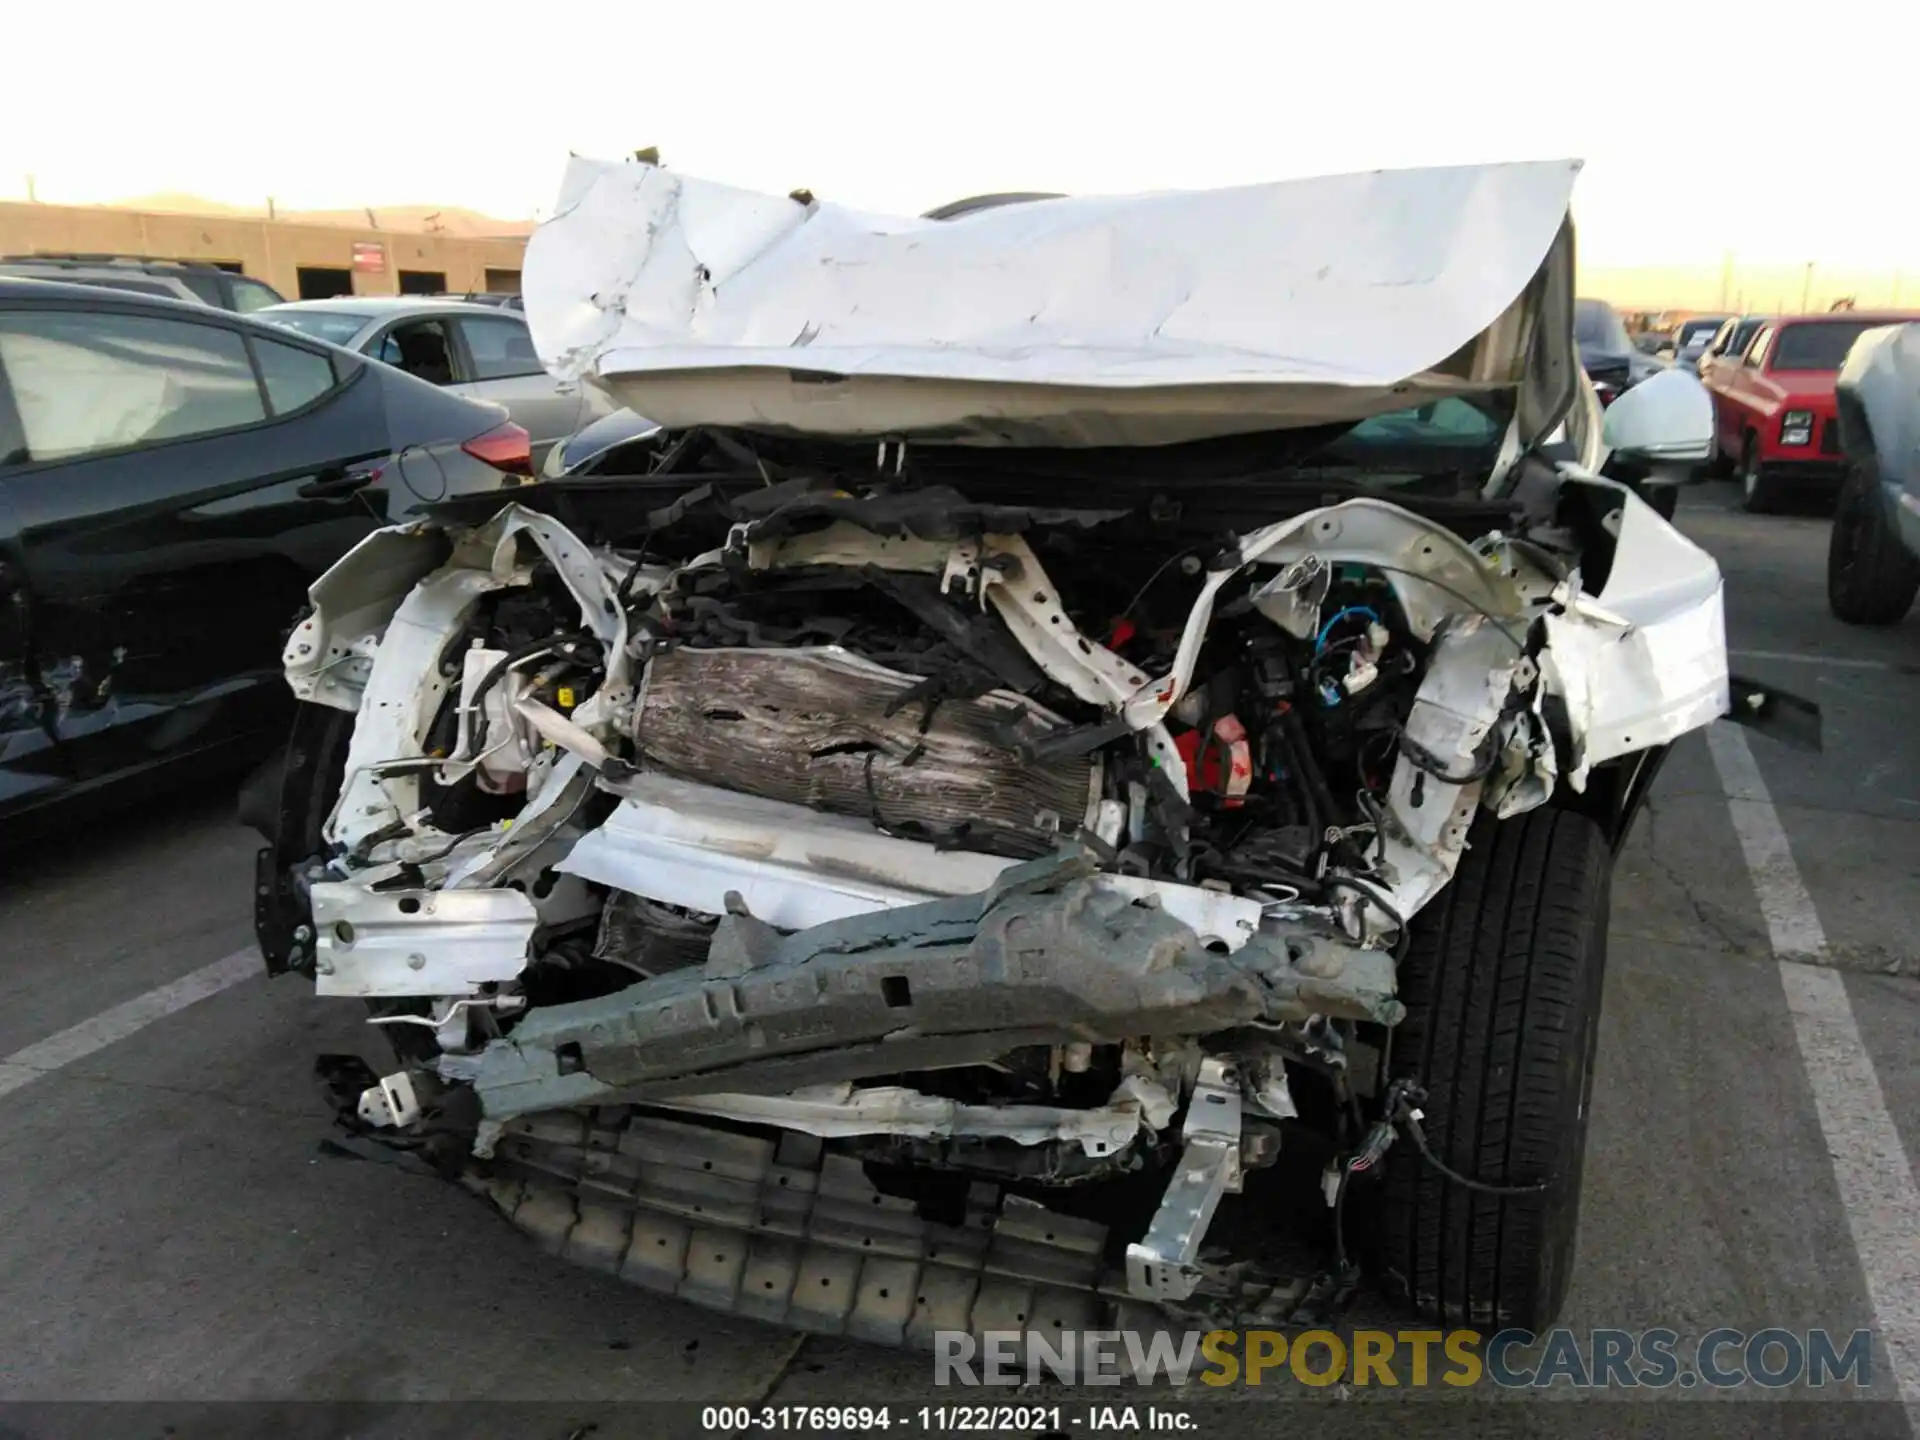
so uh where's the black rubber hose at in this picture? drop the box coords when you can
[1281,706,1337,838]
[1384,1082,1553,1197]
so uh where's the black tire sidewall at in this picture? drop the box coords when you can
[1740,438,1773,513]
[1374,807,1613,1331]
[1532,881,1609,1323]
[1828,460,1920,624]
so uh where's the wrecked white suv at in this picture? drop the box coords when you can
[253,156,1741,1343]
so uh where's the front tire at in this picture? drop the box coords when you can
[1704,401,1733,477]
[1739,436,1781,514]
[1828,461,1920,625]
[1376,807,1612,1330]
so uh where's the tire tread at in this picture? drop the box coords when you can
[1378,807,1610,1329]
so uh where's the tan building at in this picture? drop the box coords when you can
[0,197,531,301]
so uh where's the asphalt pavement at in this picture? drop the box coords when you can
[0,481,1915,1439]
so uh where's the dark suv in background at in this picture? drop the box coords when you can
[0,279,528,832]
[0,253,287,312]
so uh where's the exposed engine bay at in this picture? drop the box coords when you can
[257,421,1729,1339]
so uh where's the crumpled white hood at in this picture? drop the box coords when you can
[523,156,1583,446]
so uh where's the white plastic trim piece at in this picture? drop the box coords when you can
[358,1071,421,1128]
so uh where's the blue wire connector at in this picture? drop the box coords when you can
[1315,605,1381,654]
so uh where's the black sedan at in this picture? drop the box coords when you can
[1576,297,1665,406]
[0,278,528,832]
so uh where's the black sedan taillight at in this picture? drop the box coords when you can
[462,421,534,477]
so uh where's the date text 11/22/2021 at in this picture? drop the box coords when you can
[700,1406,1190,1432]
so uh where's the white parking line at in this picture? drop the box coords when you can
[1706,722,1920,1406]
[0,948,259,1101]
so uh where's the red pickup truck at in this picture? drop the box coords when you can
[1704,310,1920,512]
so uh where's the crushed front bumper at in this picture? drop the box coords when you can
[470,1105,1303,1349]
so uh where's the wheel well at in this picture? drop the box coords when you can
[1549,744,1672,855]
[1833,387,1878,464]
[254,701,355,976]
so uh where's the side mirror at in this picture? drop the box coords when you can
[1602,368,1713,481]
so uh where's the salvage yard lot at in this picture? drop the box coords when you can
[0,482,1915,1434]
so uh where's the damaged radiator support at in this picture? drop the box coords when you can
[633,646,1097,849]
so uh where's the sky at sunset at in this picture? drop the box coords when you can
[6,0,1917,309]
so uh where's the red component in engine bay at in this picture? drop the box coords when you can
[1175,714,1254,807]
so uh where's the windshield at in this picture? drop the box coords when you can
[179,272,225,306]
[1321,396,1509,477]
[1770,320,1887,372]
[1575,300,1632,353]
[254,309,370,347]
[1679,318,1724,346]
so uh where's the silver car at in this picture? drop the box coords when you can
[254,297,615,463]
